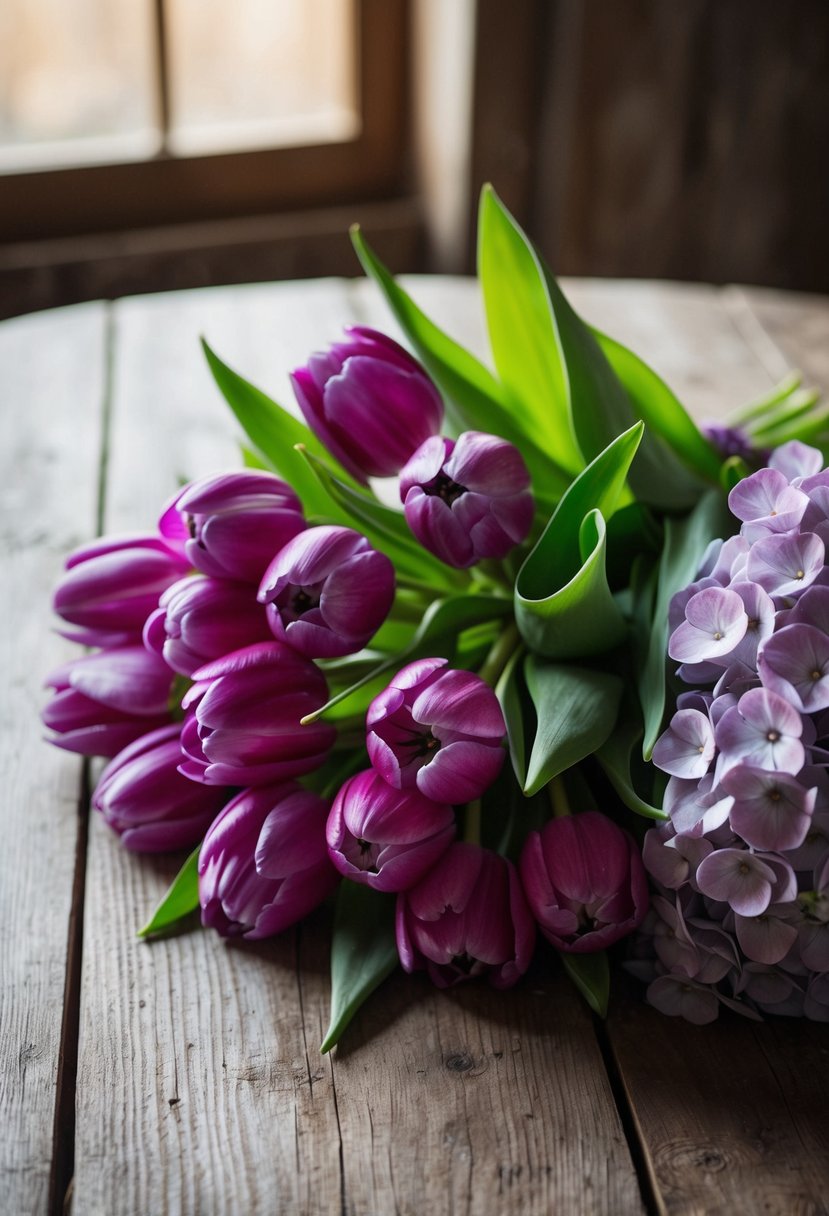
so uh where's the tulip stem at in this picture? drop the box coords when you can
[478,622,520,687]
[464,800,482,845]
[548,775,572,819]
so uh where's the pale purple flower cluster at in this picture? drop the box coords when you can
[639,441,829,1023]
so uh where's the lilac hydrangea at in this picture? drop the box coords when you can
[639,441,829,1022]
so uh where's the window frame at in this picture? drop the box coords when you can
[0,0,409,243]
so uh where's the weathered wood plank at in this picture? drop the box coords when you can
[724,285,829,392]
[0,303,107,1214]
[72,277,645,1215]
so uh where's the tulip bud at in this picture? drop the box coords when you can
[291,326,444,482]
[52,533,190,646]
[93,724,226,851]
[520,812,649,952]
[396,842,535,988]
[366,658,506,803]
[144,574,272,676]
[258,525,395,658]
[326,769,455,892]
[399,431,534,569]
[180,641,336,786]
[199,783,337,939]
[43,646,174,756]
[159,470,306,584]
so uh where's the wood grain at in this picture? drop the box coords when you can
[0,303,106,1214]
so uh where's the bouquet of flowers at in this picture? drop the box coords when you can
[43,187,829,1046]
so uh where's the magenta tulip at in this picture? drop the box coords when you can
[366,658,506,803]
[179,641,335,785]
[520,812,649,952]
[199,783,337,939]
[396,842,535,988]
[144,574,272,675]
[326,768,455,891]
[159,470,306,583]
[399,431,534,568]
[291,326,444,482]
[258,525,395,658]
[93,724,226,851]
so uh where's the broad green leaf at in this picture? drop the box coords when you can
[303,593,513,723]
[351,226,569,507]
[561,951,610,1018]
[320,882,398,1052]
[138,847,200,939]
[202,339,348,519]
[478,185,584,475]
[296,446,463,589]
[495,647,529,787]
[639,490,732,758]
[595,711,667,821]
[593,329,722,482]
[719,455,751,492]
[515,425,644,657]
[522,658,622,796]
[240,444,271,470]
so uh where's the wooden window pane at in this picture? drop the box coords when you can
[166,0,359,156]
[0,0,158,170]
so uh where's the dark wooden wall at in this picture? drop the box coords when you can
[471,0,829,291]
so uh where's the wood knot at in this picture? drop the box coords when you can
[444,1052,474,1073]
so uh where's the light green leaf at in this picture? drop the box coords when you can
[561,951,610,1018]
[138,847,200,939]
[639,490,732,758]
[522,658,622,796]
[495,647,529,787]
[351,226,569,508]
[595,711,667,821]
[320,882,398,1053]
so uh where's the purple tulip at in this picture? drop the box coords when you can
[520,812,649,953]
[290,326,444,482]
[93,724,226,851]
[326,769,455,892]
[159,470,306,584]
[52,533,190,646]
[258,525,395,658]
[366,658,506,803]
[199,783,337,939]
[143,574,272,676]
[43,646,173,756]
[399,431,534,569]
[179,641,336,785]
[395,843,535,988]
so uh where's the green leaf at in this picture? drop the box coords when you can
[639,490,732,758]
[495,646,529,787]
[522,657,622,796]
[478,185,584,475]
[595,710,668,821]
[515,424,644,658]
[295,445,462,588]
[593,329,722,482]
[138,847,200,939]
[320,882,398,1053]
[202,339,352,519]
[351,226,569,508]
[561,951,610,1018]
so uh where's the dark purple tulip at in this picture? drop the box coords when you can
[43,646,173,756]
[199,783,337,939]
[52,533,190,645]
[93,724,226,851]
[179,641,336,785]
[326,769,455,892]
[291,326,444,482]
[519,812,649,953]
[144,574,272,676]
[366,658,506,803]
[159,470,306,584]
[258,525,395,658]
[396,842,535,988]
[399,431,534,569]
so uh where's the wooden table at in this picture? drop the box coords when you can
[3,275,829,1216]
